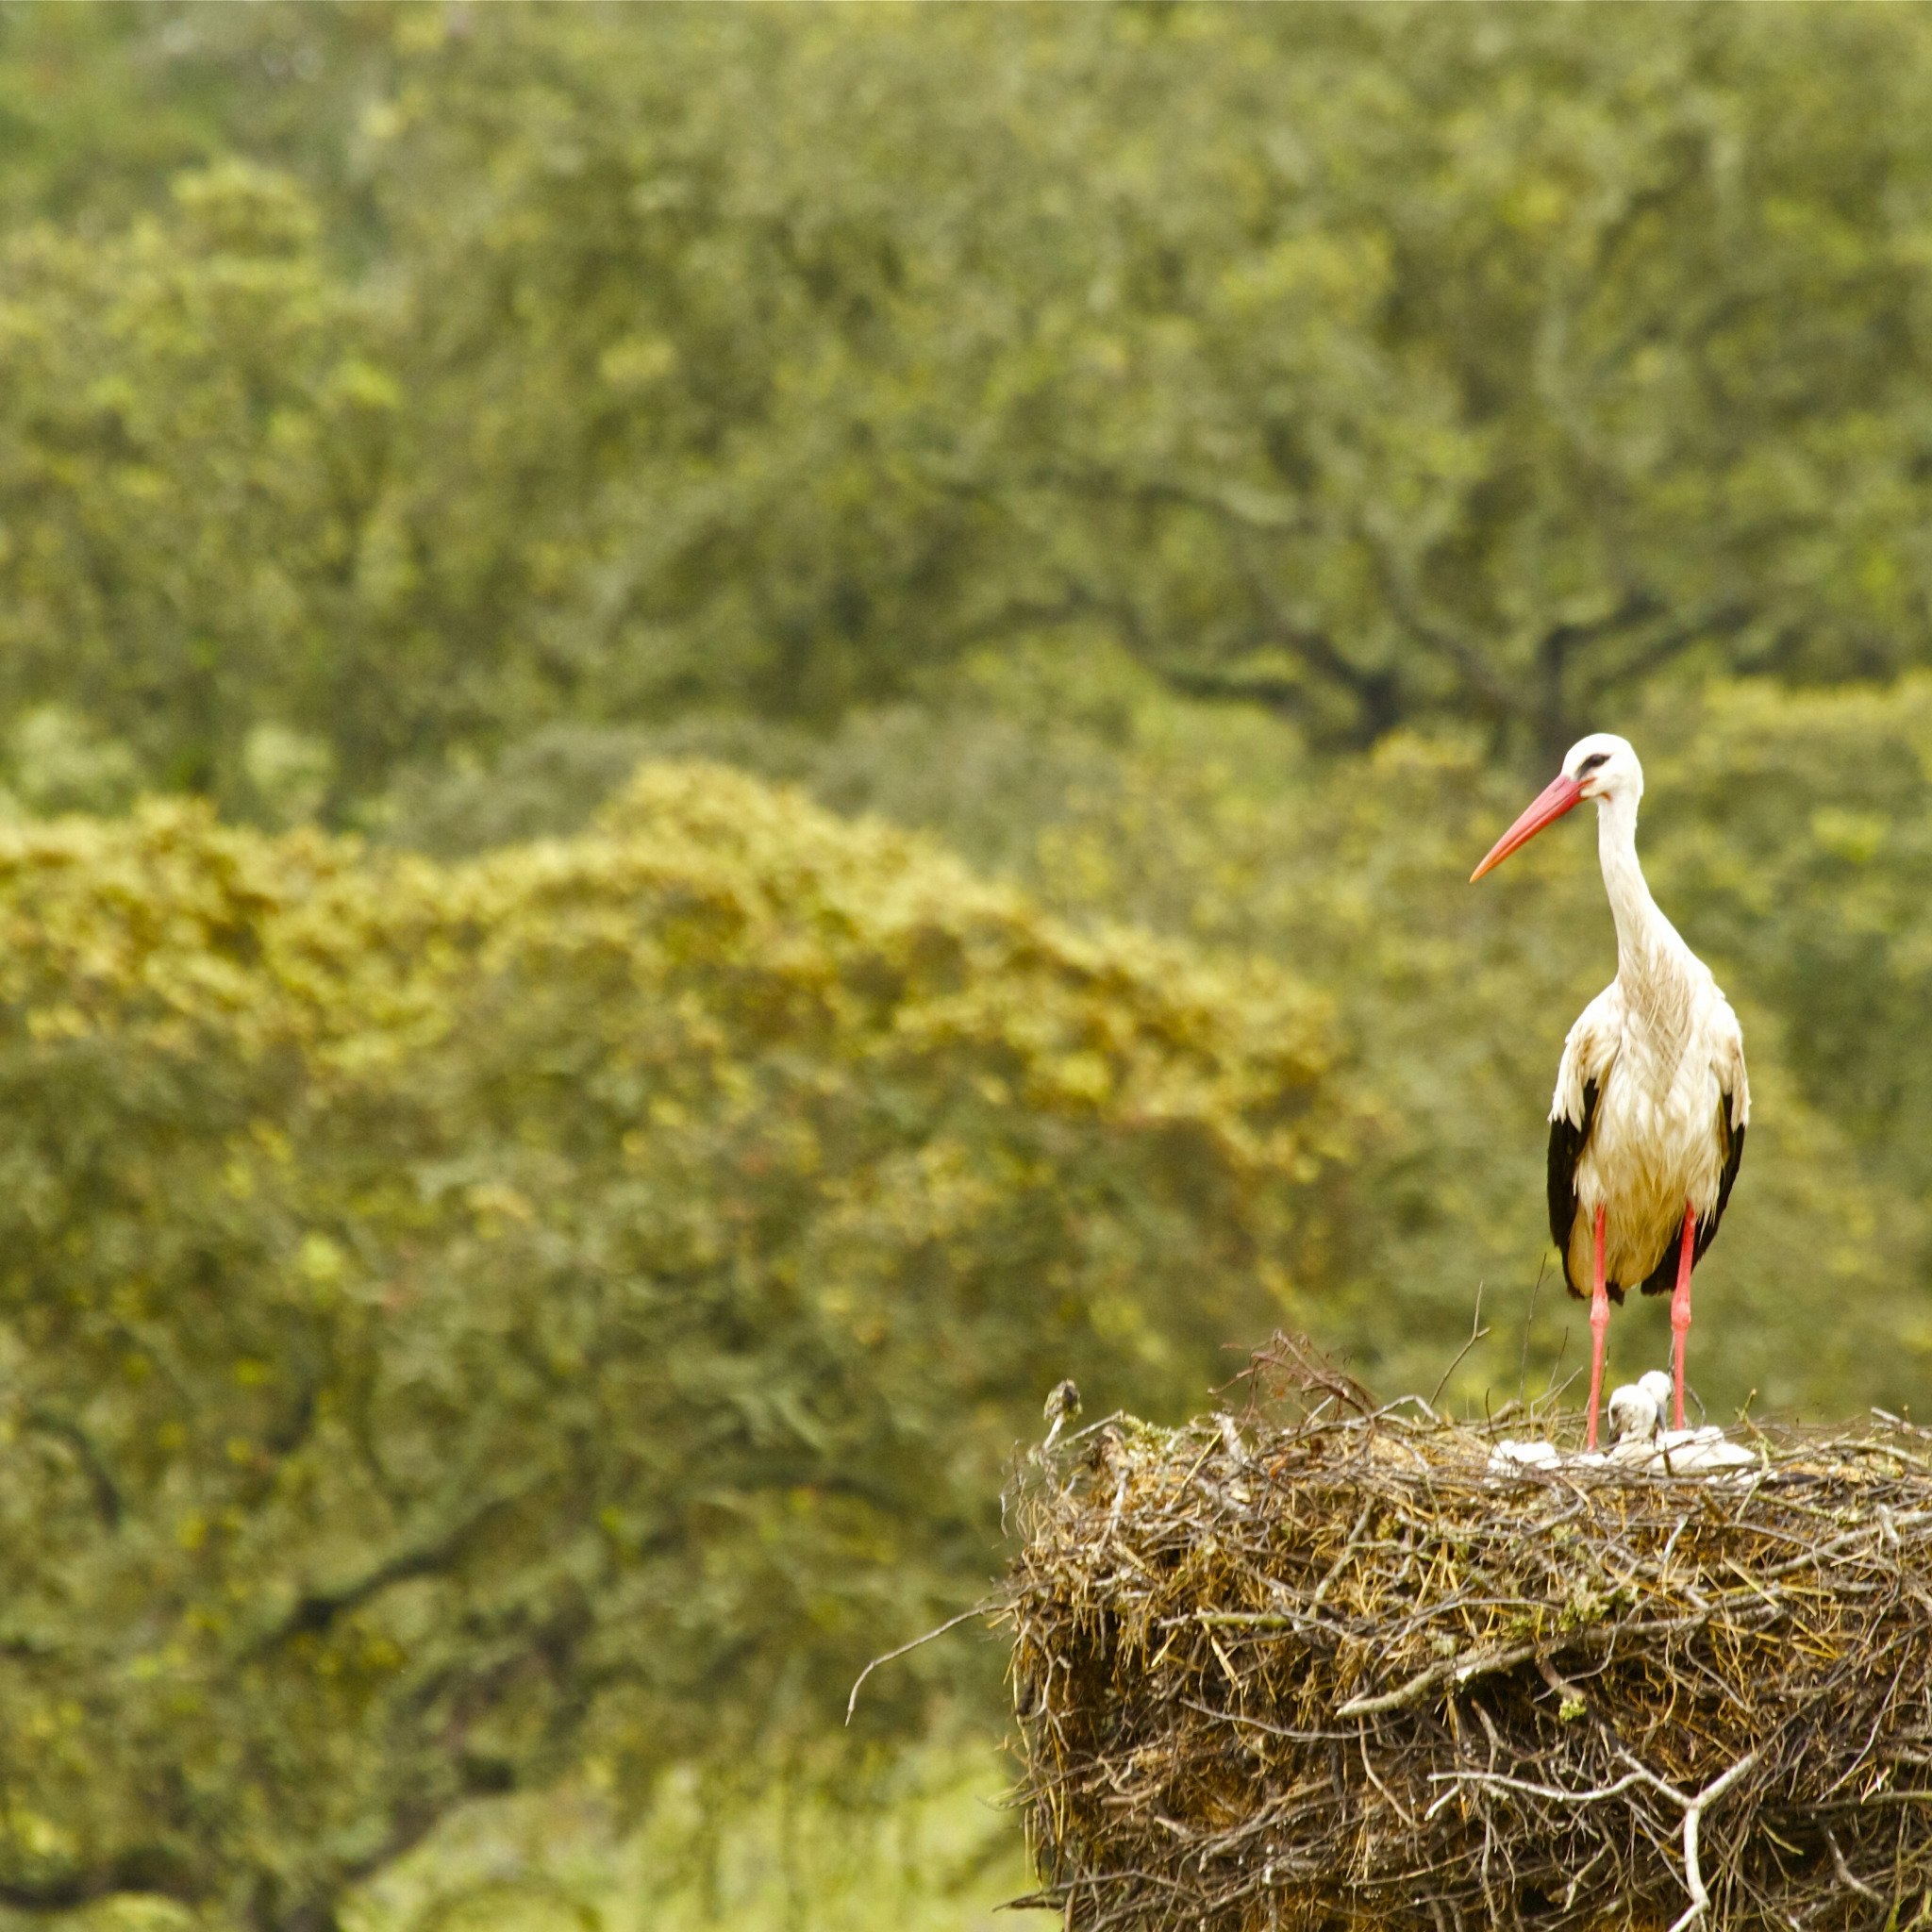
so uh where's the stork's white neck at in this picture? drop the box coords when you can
[1596,788,1681,976]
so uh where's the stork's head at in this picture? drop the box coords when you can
[1470,733,1643,882]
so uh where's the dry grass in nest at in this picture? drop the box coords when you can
[1002,1336,1932,1931]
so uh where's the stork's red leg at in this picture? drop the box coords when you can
[1585,1203,1608,1452]
[1669,1202,1696,1430]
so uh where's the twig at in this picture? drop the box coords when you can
[1428,1749,1757,1932]
[1431,1282,1490,1413]
[1336,1641,1542,1719]
[1424,1764,1656,1822]
[1518,1255,1546,1410]
[1825,1828,1883,1905]
[1358,1724,1418,1829]
[1659,1751,1757,1932]
[844,1604,988,1724]
[1535,1653,1587,1713]
[1308,1502,1374,1608]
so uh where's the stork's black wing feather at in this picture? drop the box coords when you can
[1636,1097,1746,1297]
[1697,1106,1746,1265]
[1546,1076,1599,1301]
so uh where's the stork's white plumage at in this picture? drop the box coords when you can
[1472,734,1749,1450]
[1607,1370,1675,1448]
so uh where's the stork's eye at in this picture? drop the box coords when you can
[1577,753,1609,775]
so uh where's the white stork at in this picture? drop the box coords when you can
[1471,734,1749,1450]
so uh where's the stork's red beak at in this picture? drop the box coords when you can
[1470,773,1585,882]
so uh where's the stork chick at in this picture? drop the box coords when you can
[1607,1370,1675,1448]
[1473,736,1748,1450]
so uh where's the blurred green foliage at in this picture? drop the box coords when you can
[0,771,1344,1927]
[346,1739,1024,1932]
[4,5,1932,1925]
[7,3,1932,802]
[449,664,1922,1417]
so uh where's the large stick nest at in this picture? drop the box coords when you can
[1002,1338,1932,1931]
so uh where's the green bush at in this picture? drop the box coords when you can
[0,763,1350,1929]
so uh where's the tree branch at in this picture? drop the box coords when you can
[240,1478,538,1659]
[1012,460,1311,536]
[1364,537,1524,723]
[25,1407,125,1530]
[0,1846,203,1913]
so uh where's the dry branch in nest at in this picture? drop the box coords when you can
[1002,1336,1932,1930]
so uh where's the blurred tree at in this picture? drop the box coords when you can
[0,159,405,801]
[0,706,143,818]
[7,5,1932,796]
[0,5,216,226]
[3,8,1928,1916]
[0,4,395,230]
[1639,678,1932,1208]
[0,765,1349,1929]
[351,2,1932,754]
[474,660,1924,1415]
